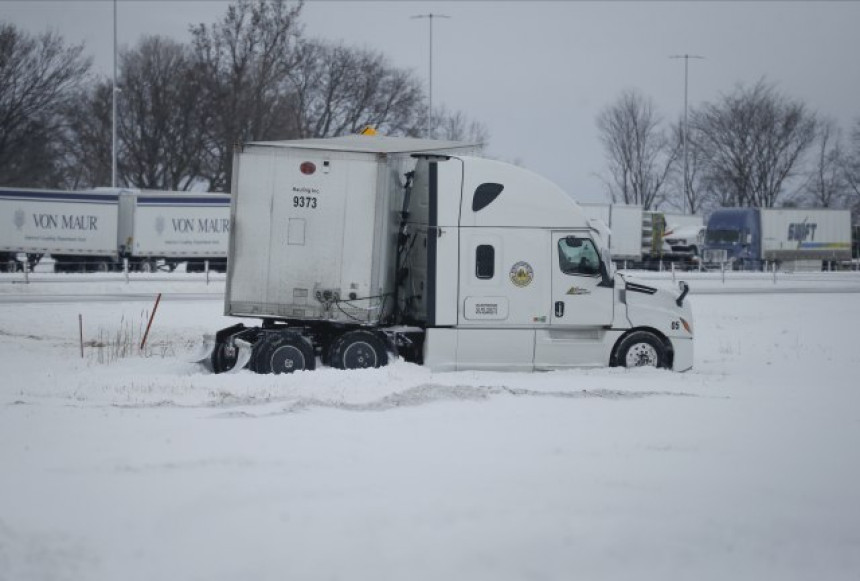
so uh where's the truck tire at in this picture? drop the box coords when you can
[328,330,389,370]
[211,340,240,374]
[614,331,668,369]
[251,332,315,374]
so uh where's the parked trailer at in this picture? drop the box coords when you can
[0,187,121,272]
[702,207,852,270]
[581,203,644,262]
[581,204,703,268]
[117,191,231,272]
[198,136,694,375]
[0,187,231,272]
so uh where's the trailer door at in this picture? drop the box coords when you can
[549,232,614,326]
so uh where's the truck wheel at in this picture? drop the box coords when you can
[211,340,240,373]
[614,331,668,369]
[252,332,315,374]
[328,330,389,370]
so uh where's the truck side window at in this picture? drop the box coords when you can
[476,245,495,279]
[558,237,600,276]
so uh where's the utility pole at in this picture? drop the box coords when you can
[411,13,450,137]
[112,0,118,188]
[669,54,704,214]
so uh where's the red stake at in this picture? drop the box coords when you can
[140,293,162,351]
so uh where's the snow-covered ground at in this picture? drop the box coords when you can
[1,274,859,580]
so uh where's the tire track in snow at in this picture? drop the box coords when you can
[208,384,701,418]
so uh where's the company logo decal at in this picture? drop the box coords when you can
[566,286,591,295]
[14,209,25,230]
[509,261,534,287]
[788,221,817,242]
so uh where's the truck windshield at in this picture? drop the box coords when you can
[706,229,741,244]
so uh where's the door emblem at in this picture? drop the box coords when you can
[509,261,534,287]
[566,286,591,295]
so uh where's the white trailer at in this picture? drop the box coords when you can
[200,136,694,375]
[581,203,644,262]
[117,191,231,272]
[0,187,121,272]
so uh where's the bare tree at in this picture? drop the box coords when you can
[845,118,860,199]
[802,118,849,208]
[190,0,304,191]
[116,36,208,190]
[666,120,711,213]
[427,104,489,149]
[62,81,113,189]
[693,80,816,208]
[0,23,91,187]
[597,89,677,209]
[286,39,425,139]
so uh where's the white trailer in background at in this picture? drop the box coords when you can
[0,187,231,273]
[198,136,694,375]
[117,191,231,272]
[0,187,121,272]
[581,204,703,268]
[581,203,644,263]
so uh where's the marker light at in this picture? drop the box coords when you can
[680,317,693,335]
[300,162,316,175]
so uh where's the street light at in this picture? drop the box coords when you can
[411,13,450,136]
[112,0,118,188]
[670,53,704,214]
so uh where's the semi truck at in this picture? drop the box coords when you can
[662,212,705,263]
[0,187,231,272]
[581,204,703,268]
[701,207,852,270]
[197,135,694,374]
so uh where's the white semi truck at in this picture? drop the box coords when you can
[0,187,231,272]
[199,136,694,374]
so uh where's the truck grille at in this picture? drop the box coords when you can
[703,249,727,263]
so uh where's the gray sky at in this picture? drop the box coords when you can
[3,1,859,204]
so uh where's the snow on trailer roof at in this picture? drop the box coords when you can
[246,135,478,155]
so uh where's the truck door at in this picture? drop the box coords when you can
[550,232,614,327]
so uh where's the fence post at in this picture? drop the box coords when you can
[23,258,29,284]
[124,258,129,284]
[721,262,725,284]
[205,260,210,285]
[671,262,676,282]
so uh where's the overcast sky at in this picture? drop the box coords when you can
[3,1,859,204]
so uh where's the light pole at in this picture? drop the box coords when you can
[411,13,450,136]
[670,54,704,214]
[112,0,118,188]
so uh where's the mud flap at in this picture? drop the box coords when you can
[192,323,250,373]
[228,338,254,374]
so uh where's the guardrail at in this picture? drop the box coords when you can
[0,258,226,286]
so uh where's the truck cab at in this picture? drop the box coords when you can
[401,156,694,372]
[702,208,760,269]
